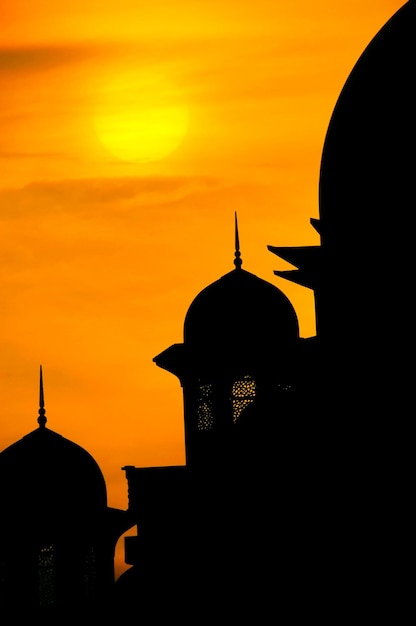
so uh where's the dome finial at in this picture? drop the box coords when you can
[38,365,47,428]
[234,211,242,269]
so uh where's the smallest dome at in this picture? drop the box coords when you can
[0,426,107,537]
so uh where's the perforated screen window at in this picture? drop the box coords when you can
[232,375,256,423]
[84,546,96,599]
[197,383,214,430]
[38,544,55,607]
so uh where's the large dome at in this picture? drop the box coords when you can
[0,425,107,536]
[319,1,416,250]
[316,1,416,354]
[184,267,299,359]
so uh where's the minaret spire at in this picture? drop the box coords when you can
[38,365,47,428]
[234,211,242,269]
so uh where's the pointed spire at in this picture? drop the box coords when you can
[234,211,242,269]
[38,365,47,428]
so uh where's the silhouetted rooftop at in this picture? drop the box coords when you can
[184,266,300,351]
[0,425,107,530]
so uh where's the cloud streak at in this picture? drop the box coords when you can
[0,175,223,219]
[0,44,101,75]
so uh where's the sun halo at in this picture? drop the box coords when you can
[93,70,190,164]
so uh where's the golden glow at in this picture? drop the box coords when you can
[0,0,407,581]
[93,71,189,163]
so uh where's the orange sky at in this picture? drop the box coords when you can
[0,0,406,575]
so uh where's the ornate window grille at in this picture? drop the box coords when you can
[196,382,214,431]
[84,546,96,600]
[38,544,55,607]
[231,375,256,423]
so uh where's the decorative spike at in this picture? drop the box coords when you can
[38,365,47,428]
[234,211,242,269]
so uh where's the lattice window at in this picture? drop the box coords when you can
[232,375,256,423]
[38,544,55,607]
[196,382,214,430]
[84,546,96,599]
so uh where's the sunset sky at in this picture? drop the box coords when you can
[0,0,405,575]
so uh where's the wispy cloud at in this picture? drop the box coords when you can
[0,44,100,75]
[0,150,70,159]
[0,175,222,219]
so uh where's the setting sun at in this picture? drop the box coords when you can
[93,69,189,163]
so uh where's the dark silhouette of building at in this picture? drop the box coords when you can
[0,367,133,621]
[0,2,413,620]
[115,3,414,618]
[268,1,415,616]
[114,216,325,620]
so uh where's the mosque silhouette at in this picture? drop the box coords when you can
[0,2,413,621]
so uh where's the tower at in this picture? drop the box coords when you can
[0,367,132,620]
[153,214,301,469]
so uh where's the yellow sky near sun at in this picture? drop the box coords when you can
[0,0,406,576]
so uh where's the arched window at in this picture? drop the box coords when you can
[196,382,214,431]
[38,544,55,607]
[84,546,96,600]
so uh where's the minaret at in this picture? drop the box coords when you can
[153,215,300,468]
[0,367,133,617]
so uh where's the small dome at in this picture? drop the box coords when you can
[184,267,299,362]
[0,425,107,535]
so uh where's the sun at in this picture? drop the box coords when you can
[93,69,189,163]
